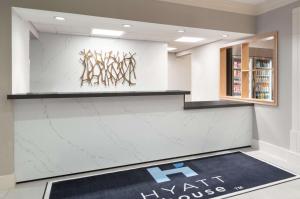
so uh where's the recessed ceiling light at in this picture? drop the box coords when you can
[175,37,205,43]
[54,16,65,21]
[167,47,177,51]
[222,34,229,38]
[123,24,132,28]
[263,36,275,41]
[91,28,124,37]
[177,30,185,33]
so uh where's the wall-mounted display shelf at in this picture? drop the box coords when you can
[220,32,278,106]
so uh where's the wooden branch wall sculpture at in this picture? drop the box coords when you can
[79,50,137,86]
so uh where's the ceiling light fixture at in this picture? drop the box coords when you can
[167,47,177,51]
[54,16,65,21]
[175,37,205,43]
[91,28,124,37]
[222,34,229,38]
[123,24,132,28]
[263,36,275,41]
[177,30,185,33]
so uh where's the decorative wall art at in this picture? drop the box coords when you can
[80,50,137,86]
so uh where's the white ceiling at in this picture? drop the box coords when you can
[156,0,298,15]
[14,7,252,53]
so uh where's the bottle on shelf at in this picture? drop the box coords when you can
[232,57,242,96]
[254,57,272,69]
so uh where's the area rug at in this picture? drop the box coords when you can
[43,152,298,199]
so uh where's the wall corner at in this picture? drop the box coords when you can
[290,129,300,152]
[0,174,15,190]
[291,7,300,153]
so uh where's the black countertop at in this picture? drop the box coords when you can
[7,92,254,110]
[184,100,254,110]
[7,90,190,100]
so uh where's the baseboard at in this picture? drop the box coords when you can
[252,139,300,165]
[290,129,300,152]
[0,174,15,190]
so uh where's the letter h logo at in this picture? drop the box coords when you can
[147,163,198,183]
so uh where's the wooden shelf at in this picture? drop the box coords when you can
[253,68,273,70]
[221,96,276,106]
[251,56,273,59]
[242,69,273,72]
[220,32,278,106]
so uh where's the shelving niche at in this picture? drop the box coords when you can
[220,32,278,106]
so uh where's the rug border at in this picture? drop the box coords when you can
[212,176,300,199]
[211,151,300,199]
[43,151,300,199]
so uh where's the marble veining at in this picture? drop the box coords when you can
[14,95,253,181]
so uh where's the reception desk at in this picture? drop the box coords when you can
[8,91,253,182]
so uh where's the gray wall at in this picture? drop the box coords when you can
[255,1,300,149]
[0,1,14,176]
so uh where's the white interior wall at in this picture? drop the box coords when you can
[190,41,227,101]
[30,33,168,93]
[12,11,31,94]
[167,41,227,102]
[168,53,191,91]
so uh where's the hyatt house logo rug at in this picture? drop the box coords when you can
[44,152,298,199]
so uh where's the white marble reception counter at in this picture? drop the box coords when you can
[10,93,253,182]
